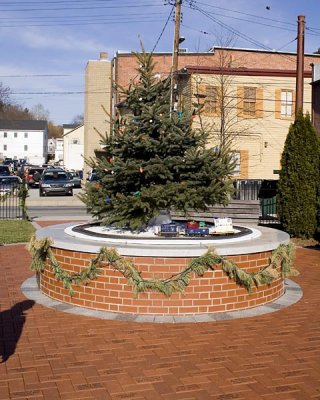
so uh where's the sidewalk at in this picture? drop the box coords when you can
[26,195,84,207]
[0,223,320,399]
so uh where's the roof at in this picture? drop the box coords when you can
[209,45,320,57]
[62,123,84,137]
[63,124,80,129]
[180,66,312,78]
[114,46,320,58]
[0,119,48,130]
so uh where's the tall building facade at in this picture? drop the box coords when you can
[84,52,112,176]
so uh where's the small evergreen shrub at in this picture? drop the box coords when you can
[277,112,320,238]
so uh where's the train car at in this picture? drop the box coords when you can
[185,227,210,237]
[159,223,180,237]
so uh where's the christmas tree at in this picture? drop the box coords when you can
[81,48,235,230]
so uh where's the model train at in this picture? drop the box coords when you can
[157,218,234,237]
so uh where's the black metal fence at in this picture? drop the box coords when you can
[233,179,262,201]
[0,184,24,219]
[233,179,279,225]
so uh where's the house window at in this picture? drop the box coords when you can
[243,87,256,116]
[281,90,293,117]
[14,132,18,138]
[4,145,7,151]
[24,145,28,151]
[72,139,79,144]
[204,85,218,114]
[24,132,28,138]
[231,152,241,176]
[4,132,7,138]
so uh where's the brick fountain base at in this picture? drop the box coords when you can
[35,223,289,317]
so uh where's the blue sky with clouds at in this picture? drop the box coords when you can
[0,0,319,125]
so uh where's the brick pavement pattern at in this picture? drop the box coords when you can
[0,233,320,399]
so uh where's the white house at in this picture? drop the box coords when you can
[0,119,48,165]
[62,124,84,171]
[54,138,64,164]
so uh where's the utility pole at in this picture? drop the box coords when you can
[295,15,305,117]
[172,0,182,75]
[170,0,182,114]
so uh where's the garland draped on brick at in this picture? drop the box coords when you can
[27,235,298,297]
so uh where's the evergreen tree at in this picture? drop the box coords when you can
[81,48,235,230]
[277,112,320,238]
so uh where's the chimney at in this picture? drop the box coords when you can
[99,52,108,60]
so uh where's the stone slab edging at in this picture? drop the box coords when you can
[21,276,302,323]
[35,223,290,257]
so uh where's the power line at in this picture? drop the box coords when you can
[0,2,162,12]
[0,0,141,4]
[0,11,161,21]
[181,22,299,51]
[0,74,71,78]
[8,89,313,105]
[0,17,165,28]
[200,9,297,34]
[195,1,320,32]
[190,4,298,64]
[152,5,175,52]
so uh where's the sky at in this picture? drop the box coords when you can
[0,0,319,125]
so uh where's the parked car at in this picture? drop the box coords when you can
[39,170,73,196]
[0,165,11,176]
[67,171,82,188]
[0,176,22,196]
[87,169,99,182]
[27,167,45,187]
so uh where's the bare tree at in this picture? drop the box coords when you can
[71,113,84,125]
[192,35,253,152]
[31,103,50,120]
[0,82,11,111]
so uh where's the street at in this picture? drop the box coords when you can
[26,187,91,220]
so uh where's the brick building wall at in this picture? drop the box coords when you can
[114,47,320,89]
[83,47,320,179]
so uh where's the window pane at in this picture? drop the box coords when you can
[205,85,217,113]
[243,87,256,116]
[244,87,256,100]
[280,90,293,116]
[231,152,241,175]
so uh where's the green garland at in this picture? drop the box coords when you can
[27,235,298,297]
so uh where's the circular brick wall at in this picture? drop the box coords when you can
[39,246,284,316]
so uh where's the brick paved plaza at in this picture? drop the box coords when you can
[0,222,319,399]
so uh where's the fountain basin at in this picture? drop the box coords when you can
[36,223,290,316]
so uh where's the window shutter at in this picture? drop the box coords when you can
[237,86,244,117]
[195,83,206,105]
[256,87,263,118]
[203,85,218,116]
[275,88,281,119]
